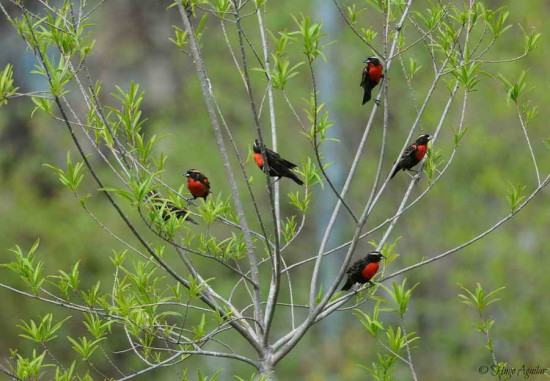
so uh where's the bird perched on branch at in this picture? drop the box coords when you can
[253,139,303,185]
[360,57,384,105]
[184,169,211,200]
[341,251,385,291]
[390,134,432,179]
[145,191,197,224]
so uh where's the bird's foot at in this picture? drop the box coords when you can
[374,99,381,106]
[405,171,416,179]
[408,169,423,180]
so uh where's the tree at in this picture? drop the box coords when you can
[0,0,545,379]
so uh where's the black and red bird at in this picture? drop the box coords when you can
[360,57,384,105]
[253,139,303,185]
[184,169,211,200]
[390,134,432,179]
[341,251,385,291]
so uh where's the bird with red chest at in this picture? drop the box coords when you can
[360,56,384,105]
[184,169,211,200]
[253,139,304,185]
[341,251,385,291]
[390,134,432,179]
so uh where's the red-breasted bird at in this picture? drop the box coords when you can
[146,191,197,224]
[184,169,211,200]
[341,251,385,291]
[360,57,384,105]
[253,139,303,185]
[390,134,432,179]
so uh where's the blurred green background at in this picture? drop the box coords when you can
[0,0,549,379]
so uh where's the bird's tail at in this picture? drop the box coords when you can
[362,88,372,105]
[146,191,198,224]
[165,203,198,224]
[390,165,401,179]
[287,171,304,186]
[341,280,353,291]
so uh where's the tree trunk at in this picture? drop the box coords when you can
[258,354,275,380]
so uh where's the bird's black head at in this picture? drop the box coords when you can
[184,169,203,181]
[253,139,263,153]
[366,251,385,263]
[364,57,382,66]
[415,134,432,145]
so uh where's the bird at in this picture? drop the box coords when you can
[341,251,385,291]
[390,134,432,179]
[360,57,384,105]
[184,169,211,200]
[252,139,304,185]
[146,191,197,224]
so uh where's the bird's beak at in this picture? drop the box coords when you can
[427,136,432,141]
[364,59,370,63]
[184,172,189,177]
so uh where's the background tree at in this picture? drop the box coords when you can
[0,0,548,379]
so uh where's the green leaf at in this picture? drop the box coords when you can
[288,190,311,212]
[169,25,189,49]
[524,30,542,53]
[408,57,422,79]
[281,216,297,244]
[18,314,71,344]
[43,152,85,192]
[354,302,384,337]
[198,194,232,224]
[379,279,419,317]
[458,283,505,314]
[2,240,45,294]
[497,71,529,103]
[506,182,526,212]
[290,13,335,62]
[12,350,50,380]
[347,4,366,24]
[83,313,112,340]
[54,361,77,381]
[451,124,469,146]
[67,336,105,360]
[424,147,443,184]
[31,96,54,117]
[0,63,19,106]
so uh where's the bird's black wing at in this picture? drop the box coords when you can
[360,67,368,88]
[342,258,369,290]
[265,147,281,160]
[391,145,418,178]
[401,144,417,159]
[267,149,297,170]
[346,258,366,274]
[263,149,281,176]
[279,157,298,169]
[202,177,211,192]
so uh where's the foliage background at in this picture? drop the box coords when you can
[0,0,549,379]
